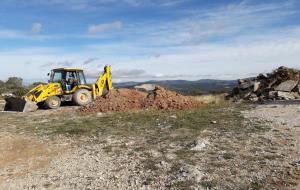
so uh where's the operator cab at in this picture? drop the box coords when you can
[49,68,87,91]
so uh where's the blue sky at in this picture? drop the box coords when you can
[0,0,300,82]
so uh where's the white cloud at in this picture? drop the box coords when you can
[0,29,25,39]
[0,1,299,82]
[31,22,42,34]
[122,0,296,47]
[0,29,57,40]
[1,1,294,42]
[122,0,185,7]
[1,29,300,81]
[88,21,122,33]
[0,29,31,39]
[22,0,186,10]
[83,57,98,65]
[86,68,146,78]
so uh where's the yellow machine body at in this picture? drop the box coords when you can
[25,82,63,103]
[92,65,112,99]
[4,66,113,112]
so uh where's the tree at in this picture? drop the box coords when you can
[6,77,23,88]
[1,77,29,96]
[0,80,6,94]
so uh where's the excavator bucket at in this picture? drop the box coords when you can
[4,96,38,112]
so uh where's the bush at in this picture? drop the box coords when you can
[6,77,23,88]
[0,80,7,95]
[0,77,29,96]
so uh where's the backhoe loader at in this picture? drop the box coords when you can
[4,66,112,112]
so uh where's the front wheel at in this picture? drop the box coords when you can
[73,89,92,106]
[45,96,61,109]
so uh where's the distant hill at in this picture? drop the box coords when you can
[114,79,237,95]
[22,78,237,95]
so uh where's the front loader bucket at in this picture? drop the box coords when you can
[4,97,38,112]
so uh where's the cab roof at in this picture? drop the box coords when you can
[52,68,83,71]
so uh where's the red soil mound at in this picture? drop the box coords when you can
[80,86,204,113]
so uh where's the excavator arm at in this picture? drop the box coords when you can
[92,65,113,99]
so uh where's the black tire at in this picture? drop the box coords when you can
[73,89,92,106]
[45,96,61,109]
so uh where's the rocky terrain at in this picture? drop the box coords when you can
[0,100,299,189]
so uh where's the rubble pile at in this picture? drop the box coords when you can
[229,66,300,102]
[80,86,204,113]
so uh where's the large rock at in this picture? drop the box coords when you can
[292,92,300,99]
[134,84,156,92]
[249,93,258,102]
[268,91,277,99]
[277,91,295,100]
[274,80,298,92]
[253,81,261,92]
[238,79,254,90]
[239,88,252,99]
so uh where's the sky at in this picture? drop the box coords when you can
[0,0,300,82]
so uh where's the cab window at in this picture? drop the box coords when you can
[78,71,87,85]
[66,72,77,84]
[51,71,62,82]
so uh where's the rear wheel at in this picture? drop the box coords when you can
[45,96,61,109]
[73,89,92,106]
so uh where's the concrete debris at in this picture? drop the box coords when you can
[238,79,254,90]
[274,80,299,92]
[228,66,300,102]
[1,92,15,97]
[191,138,210,151]
[253,81,261,92]
[134,84,157,92]
[292,92,300,99]
[277,91,295,100]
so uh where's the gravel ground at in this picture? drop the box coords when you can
[0,104,300,189]
[0,134,170,190]
[168,104,300,189]
[242,104,300,189]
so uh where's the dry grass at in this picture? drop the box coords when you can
[194,94,227,104]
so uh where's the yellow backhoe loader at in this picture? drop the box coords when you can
[4,66,112,112]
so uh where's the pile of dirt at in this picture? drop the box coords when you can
[228,66,300,102]
[80,86,203,113]
[142,86,204,110]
